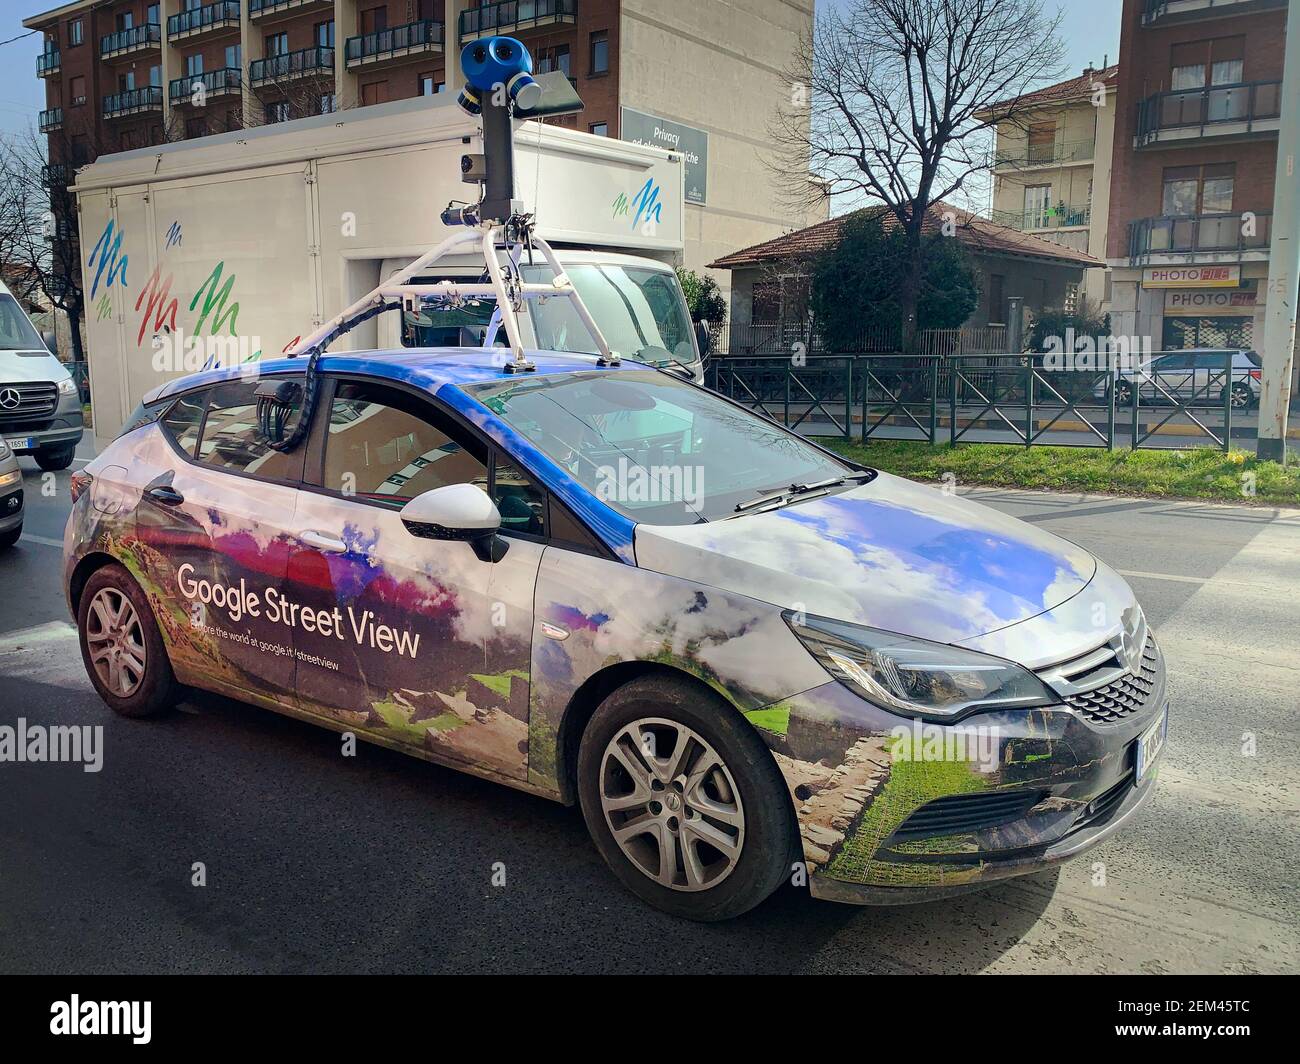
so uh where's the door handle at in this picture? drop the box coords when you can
[146,485,185,506]
[301,530,346,554]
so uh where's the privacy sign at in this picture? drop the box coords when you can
[620,107,708,205]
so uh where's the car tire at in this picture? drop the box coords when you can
[77,562,181,719]
[0,524,20,549]
[1224,382,1253,410]
[36,445,76,472]
[577,674,797,921]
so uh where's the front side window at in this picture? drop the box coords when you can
[493,458,545,537]
[469,370,855,525]
[193,379,305,479]
[321,381,487,507]
[0,294,46,351]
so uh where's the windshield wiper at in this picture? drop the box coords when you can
[733,473,871,514]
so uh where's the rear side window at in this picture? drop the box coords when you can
[321,380,488,507]
[195,379,305,480]
[161,391,206,456]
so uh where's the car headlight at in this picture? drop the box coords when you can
[58,377,78,397]
[784,612,1058,721]
[0,469,20,489]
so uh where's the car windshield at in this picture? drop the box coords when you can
[523,264,697,368]
[0,294,46,351]
[468,370,858,525]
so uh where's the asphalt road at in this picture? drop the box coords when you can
[1,440,1297,974]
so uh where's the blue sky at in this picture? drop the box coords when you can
[0,0,1125,140]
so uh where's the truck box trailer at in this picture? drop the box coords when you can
[73,94,693,448]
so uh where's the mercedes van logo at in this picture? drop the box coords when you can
[0,388,21,410]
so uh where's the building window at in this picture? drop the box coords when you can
[1023,184,1051,229]
[69,75,86,106]
[419,75,444,96]
[185,116,207,139]
[988,273,1006,325]
[225,44,242,70]
[590,31,609,75]
[361,81,389,106]
[186,53,203,77]
[116,11,134,32]
[266,101,291,124]
[266,33,288,57]
[361,6,388,35]
[118,72,136,92]
[68,19,83,47]
[537,44,571,78]
[319,94,337,114]
[150,66,162,88]
[589,122,608,136]
[1027,122,1056,164]
[70,134,89,164]
[147,4,159,25]
[315,20,335,49]
[1162,164,1234,217]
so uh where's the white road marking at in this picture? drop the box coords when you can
[0,620,76,648]
[16,533,64,549]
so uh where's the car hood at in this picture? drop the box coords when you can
[0,350,70,384]
[634,471,1097,645]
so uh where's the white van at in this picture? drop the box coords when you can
[0,280,84,470]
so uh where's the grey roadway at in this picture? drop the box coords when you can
[0,439,1296,973]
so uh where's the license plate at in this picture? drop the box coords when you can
[1136,705,1168,784]
[5,437,34,452]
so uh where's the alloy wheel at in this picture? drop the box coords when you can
[598,717,745,892]
[86,586,147,697]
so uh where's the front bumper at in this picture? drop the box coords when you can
[761,650,1167,901]
[0,486,23,531]
[1,391,84,454]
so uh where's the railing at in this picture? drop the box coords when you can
[709,322,1010,358]
[707,351,1252,451]
[102,86,164,118]
[169,68,242,102]
[993,138,1095,169]
[1137,80,1282,144]
[41,163,69,187]
[168,1,241,36]
[39,107,63,132]
[249,0,330,13]
[100,23,162,57]
[1128,210,1272,262]
[1142,0,1283,24]
[459,0,579,38]
[345,20,443,66]
[989,203,1092,231]
[249,47,334,85]
[37,49,60,76]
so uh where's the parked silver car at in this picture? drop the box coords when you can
[1095,349,1261,410]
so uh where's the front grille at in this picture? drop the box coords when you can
[0,381,58,424]
[1063,635,1161,725]
[890,789,1046,840]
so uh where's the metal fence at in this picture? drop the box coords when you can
[709,323,1009,358]
[706,352,1256,451]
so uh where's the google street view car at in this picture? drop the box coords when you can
[63,36,1167,921]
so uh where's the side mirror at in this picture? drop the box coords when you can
[400,483,503,561]
[41,331,57,354]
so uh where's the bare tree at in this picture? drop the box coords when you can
[772,0,1068,348]
[0,126,89,363]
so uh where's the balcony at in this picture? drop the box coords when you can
[990,202,1092,232]
[101,23,162,60]
[170,68,242,105]
[103,86,164,120]
[249,47,334,87]
[41,164,69,187]
[1141,0,1287,27]
[993,137,1095,170]
[39,107,63,133]
[1128,211,1272,265]
[168,1,241,41]
[1136,80,1281,147]
[345,20,444,70]
[248,0,335,23]
[459,0,579,41]
[37,50,60,78]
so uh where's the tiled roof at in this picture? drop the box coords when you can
[708,203,1104,271]
[980,65,1119,115]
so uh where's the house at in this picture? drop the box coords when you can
[707,203,1103,349]
[976,64,1119,310]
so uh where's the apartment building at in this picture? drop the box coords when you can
[1105,0,1289,351]
[25,0,817,299]
[979,64,1119,311]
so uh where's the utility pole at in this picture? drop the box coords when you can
[1256,1,1300,462]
